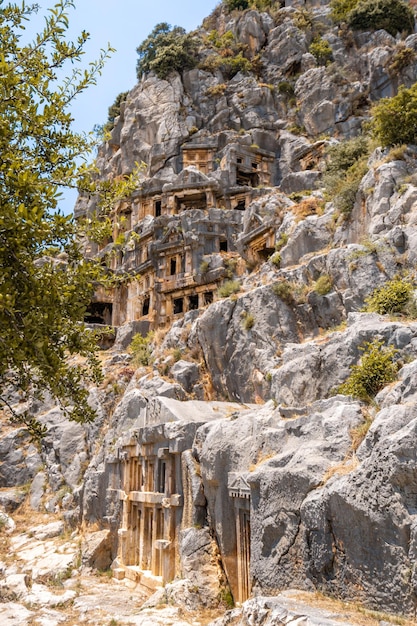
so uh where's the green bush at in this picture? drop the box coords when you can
[371,84,417,148]
[314,274,333,295]
[272,281,295,304]
[388,45,416,76]
[201,30,253,79]
[334,172,365,215]
[323,136,370,216]
[277,81,296,105]
[199,260,210,274]
[105,91,129,132]
[309,37,333,66]
[201,52,252,80]
[224,0,279,11]
[325,136,369,174]
[224,0,249,10]
[218,280,241,298]
[270,252,281,267]
[348,0,415,37]
[129,332,154,366]
[136,23,199,79]
[330,0,360,22]
[275,232,289,251]
[363,278,413,314]
[338,339,399,402]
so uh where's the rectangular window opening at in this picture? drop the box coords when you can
[189,294,199,310]
[142,297,150,317]
[204,291,213,306]
[173,298,184,315]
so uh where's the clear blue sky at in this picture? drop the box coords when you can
[28,1,219,212]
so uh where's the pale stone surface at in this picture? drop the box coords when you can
[208,592,371,626]
[81,529,112,570]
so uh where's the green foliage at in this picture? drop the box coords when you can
[104,91,129,132]
[309,37,333,66]
[293,8,314,30]
[136,23,199,80]
[272,281,295,304]
[330,0,360,23]
[201,30,252,79]
[219,586,235,608]
[371,84,417,148]
[224,0,277,10]
[347,0,415,37]
[314,274,333,295]
[323,136,370,216]
[172,347,182,362]
[0,0,115,437]
[129,332,154,366]
[325,136,369,173]
[388,45,416,76]
[338,339,399,402]
[201,52,252,80]
[224,0,249,10]
[199,260,210,274]
[363,278,414,314]
[275,233,289,251]
[269,252,281,267]
[218,280,241,298]
[277,81,296,105]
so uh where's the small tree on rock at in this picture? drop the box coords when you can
[348,0,415,37]
[371,83,417,147]
[136,23,199,80]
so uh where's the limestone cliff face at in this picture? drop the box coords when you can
[3,1,417,621]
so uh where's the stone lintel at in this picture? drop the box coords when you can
[155,539,171,550]
[129,491,164,504]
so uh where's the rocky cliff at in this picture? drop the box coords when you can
[3,1,417,623]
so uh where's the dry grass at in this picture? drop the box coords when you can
[321,454,359,485]
[350,410,373,451]
[292,197,324,221]
[152,326,169,348]
[249,450,276,472]
[200,371,216,401]
[294,590,417,626]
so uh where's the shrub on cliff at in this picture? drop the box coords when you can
[348,0,415,37]
[130,333,154,366]
[136,23,199,80]
[201,30,253,79]
[105,91,129,132]
[371,84,417,147]
[363,278,414,315]
[309,37,333,66]
[224,0,278,9]
[323,136,370,216]
[224,0,249,10]
[338,339,399,402]
[218,280,241,298]
[330,0,360,23]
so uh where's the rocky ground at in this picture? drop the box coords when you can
[0,509,416,626]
